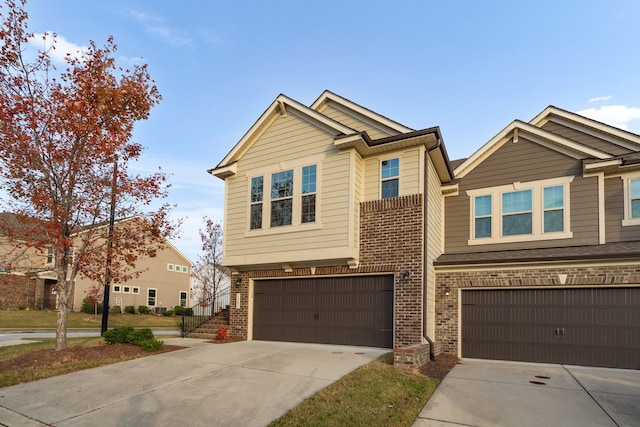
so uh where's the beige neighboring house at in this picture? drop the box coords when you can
[72,218,193,314]
[210,91,640,370]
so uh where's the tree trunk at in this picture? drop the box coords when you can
[55,282,69,351]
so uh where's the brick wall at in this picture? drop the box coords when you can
[435,263,640,355]
[0,274,37,309]
[227,194,426,350]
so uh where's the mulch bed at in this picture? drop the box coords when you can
[418,353,460,381]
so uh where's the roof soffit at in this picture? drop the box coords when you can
[311,90,414,135]
[454,121,613,179]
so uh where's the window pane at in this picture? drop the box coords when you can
[502,190,532,214]
[271,170,293,199]
[302,194,316,223]
[544,210,564,232]
[382,179,399,199]
[632,199,640,218]
[503,213,532,236]
[381,158,399,179]
[544,186,563,209]
[475,195,492,216]
[251,176,263,202]
[250,204,262,229]
[271,199,292,226]
[475,217,491,238]
[631,179,640,199]
[302,165,316,194]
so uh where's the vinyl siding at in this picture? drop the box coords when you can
[425,153,444,337]
[445,137,599,253]
[604,176,640,241]
[541,121,633,156]
[363,149,423,201]
[223,113,352,262]
[319,104,395,140]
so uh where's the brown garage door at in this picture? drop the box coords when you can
[253,275,393,348]
[462,287,640,369]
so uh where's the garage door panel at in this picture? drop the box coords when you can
[253,276,393,348]
[462,287,640,369]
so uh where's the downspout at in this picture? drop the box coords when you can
[423,135,443,361]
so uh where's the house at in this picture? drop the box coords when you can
[0,212,193,314]
[190,263,232,309]
[210,92,640,370]
[435,106,640,369]
[209,91,453,366]
[72,217,193,314]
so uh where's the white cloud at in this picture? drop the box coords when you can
[27,32,87,63]
[588,95,612,103]
[577,105,640,131]
[126,9,192,47]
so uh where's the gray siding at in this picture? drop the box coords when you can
[445,137,599,253]
[541,121,633,156]
[604,176,640,241]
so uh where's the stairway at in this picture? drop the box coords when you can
[185,309,230,340]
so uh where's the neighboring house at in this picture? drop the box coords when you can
[72,218,193,314]
[190,263,231,309]
[209,91,454,366]
[435,106,640,369]
[211,92,640,370]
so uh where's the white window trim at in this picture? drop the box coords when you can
[132,286,140,295]
[113,285,121,293]
[167,263,174,271]
[122,285,131,294]
[179,291,188,308]
[147,288,157,307]
[245,155,323,236]
[379,155,400,199]
[622,175,640,226]
[467,176,574,245]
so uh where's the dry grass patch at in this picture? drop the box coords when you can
[270,353,438,427]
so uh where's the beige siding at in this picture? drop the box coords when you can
[425,153,444,338]
[352,151,364,250]
[223,113,352,262]
[541,121,634,156]
[363,149,423,202]
[319,104,395,140]
[73,243,191,312]
[445,137,600,253]
[604,176,640,241]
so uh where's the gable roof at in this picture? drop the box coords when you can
[209,94,356,178]
[453,107,640,179]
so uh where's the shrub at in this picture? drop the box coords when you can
[111,305,121,314]
[80,296,103,314]
[184,307,193,316]
[216,327,229,340]
[137,305,150,314]
[173,306,184,315]
[17,304,28,311]
[124,305,135,314]
[103,327,163,352]
[163,310,174,316]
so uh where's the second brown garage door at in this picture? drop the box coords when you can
[253,275,393,348]
[462,287,640,369]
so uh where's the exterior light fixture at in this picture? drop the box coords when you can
[402,271,410,281]
[235,277,242,287]
[445,287,451,296]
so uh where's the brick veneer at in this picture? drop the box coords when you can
[0,274,37,309]
[228,194,425,351]
[435,263,640,355]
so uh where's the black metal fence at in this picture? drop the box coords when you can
[180,287,231,336]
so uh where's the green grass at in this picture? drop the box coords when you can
[0,310,180,330]
[269,353,438,427]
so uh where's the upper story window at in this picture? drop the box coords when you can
[46,247,53,265]
[468,176,573,245]
[250,176,264,230]
[622,176,640,226]
[381,158,399,199]
[247,160,321,234]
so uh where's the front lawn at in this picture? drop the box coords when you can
[0,310,180,330]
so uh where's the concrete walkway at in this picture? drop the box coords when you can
[413,359,640,427]
[0,339,388,426]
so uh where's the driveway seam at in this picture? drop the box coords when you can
[562,365,620,427]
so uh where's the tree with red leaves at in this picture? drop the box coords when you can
[0,0,175,350]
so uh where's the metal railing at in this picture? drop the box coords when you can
[180,287,231,336]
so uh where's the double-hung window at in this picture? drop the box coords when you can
[622,176,640,226]
[468,176,573,244]
[381,158,399,199]
[248,161,320,233]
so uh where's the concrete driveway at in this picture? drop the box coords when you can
[414,359,640,427]
[0,339,388,426]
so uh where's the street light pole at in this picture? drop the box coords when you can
[101,159,117,335]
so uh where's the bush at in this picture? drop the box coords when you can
[80,297,103,314]
[173,306,184,315]
[137,305,150,314]
[124,305,135,314]
[17,304,28,311]
[103,326,163,352]
[216,327,229,340]
[163,310,174,316]
[184,307,193,316]
[111,305,121,314]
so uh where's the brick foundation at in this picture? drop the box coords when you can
[394,343,432,370]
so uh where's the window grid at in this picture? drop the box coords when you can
[270,170,294,227]
[381,158,399,199]
[250,176,264,229]
[301,165,316,223]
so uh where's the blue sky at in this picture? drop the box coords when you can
[22,0,640,262]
